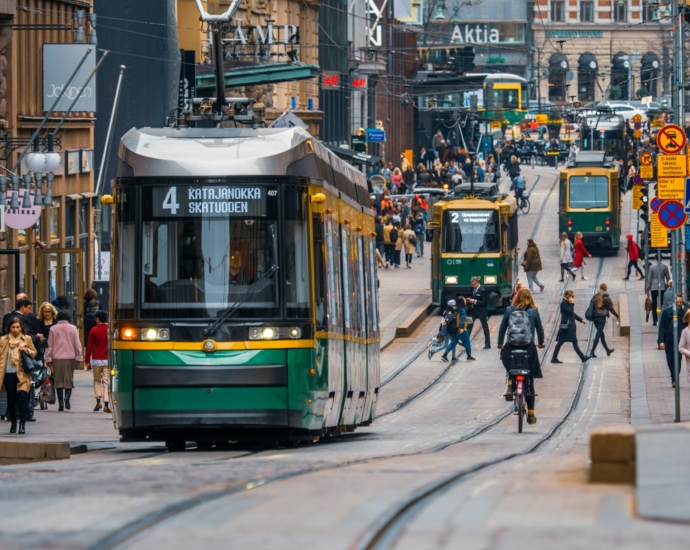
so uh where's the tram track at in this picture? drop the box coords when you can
[87,172,579,550]
[355,257,606,550]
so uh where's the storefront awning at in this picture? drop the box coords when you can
[578,53,598,71]
[549,53,569,70]
[196,62,320,91]
[324,144,381,167]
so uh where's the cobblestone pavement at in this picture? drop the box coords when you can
[2,166,688,549]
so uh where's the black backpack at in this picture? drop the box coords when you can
[390,228,399,242]
[507,308,533,346]
[444,311,458,334]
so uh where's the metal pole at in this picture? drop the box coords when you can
[12,47,93,172]
[95,65,126,197]
[51,51,109,137]
[657,249,662,315]
[673,230,681,422]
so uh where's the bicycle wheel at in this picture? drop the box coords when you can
[520,198,531,215]
[517,393,525,433]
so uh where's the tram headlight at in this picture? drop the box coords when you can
[248,327,302,340]
[141,328,170,341]
[484,276,497,285]
[445,276,458,285]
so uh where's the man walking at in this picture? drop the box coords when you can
[658,294,688,387]
[645,261,670,326]
[522,239,545,293]
[622,234,644,280]
[467,277,491,349]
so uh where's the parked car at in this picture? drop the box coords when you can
[600,102,647,122]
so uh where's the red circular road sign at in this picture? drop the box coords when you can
[650,197,665,213]
[658,200,687,229]
[656,124,687,154]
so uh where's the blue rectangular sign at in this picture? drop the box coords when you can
[686,224,690,251]
[686,177,690,212]
[366,129,386,142]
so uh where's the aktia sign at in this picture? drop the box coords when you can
[449,24,501,44]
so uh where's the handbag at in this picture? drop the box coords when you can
[21,351,41,376]
[585,297,596,322]
[645,296,653,322]
[559,322,569,330]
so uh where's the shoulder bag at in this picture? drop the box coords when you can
[21,350,41,376]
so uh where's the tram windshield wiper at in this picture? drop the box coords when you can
[470,245,485,263]
[203,264,279,337]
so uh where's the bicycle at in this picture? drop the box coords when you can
[507,349,533,433]
[516,190,531,215]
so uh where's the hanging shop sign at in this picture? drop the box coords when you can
[3,192,42,230]
[178,50,196,110]
[43,44,97,112]
[322,71,340,89]
[351,75,368,89]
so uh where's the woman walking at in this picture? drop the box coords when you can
[551,290,591,364]
[522,239,545,292]
[37,301,58,341]
[0,317,37,434]
[588,283,619,357]
[573,232,592,280]
[402,224,416,268]
[559,233,576,282]
[45,311,83,411]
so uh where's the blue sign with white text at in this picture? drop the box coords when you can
[685,177,690,213]
[366,129,386,142]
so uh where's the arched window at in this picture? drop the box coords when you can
[610,52,630,101]
[548,53,569,102]
[578,53,598,102]
[640,52,661,98]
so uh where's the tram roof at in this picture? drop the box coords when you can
[117,126,368,197]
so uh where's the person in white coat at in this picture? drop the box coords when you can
[559,233,576,282]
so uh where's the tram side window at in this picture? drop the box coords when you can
[569,176,609,209]
[285,188,312,319]
[366,240,378,335]
[356,238,367,334]
[443,210,499,253]
[114,188,135,319]
[508,213,518,251]
[341,228,351,330]
[313,214,327,331]
[326,219,343,329]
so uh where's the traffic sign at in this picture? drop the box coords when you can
[366,129,386,142]
[640,152,653,165]
[634,122,642,130]
[633,174,644,186]
[686,177,690,213]
[535,114,548,125]
[633,114,643,123]
[658,200,687,229]
[656,124,687,154]
[657,154,688,177]
[650,213,668,248]
[639,165,654,179]
[633,129,642,139]
[651,197,665,213]
[657,178,685,200]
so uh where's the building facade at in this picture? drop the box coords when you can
[0,0,98,321]
[532,0,671,104]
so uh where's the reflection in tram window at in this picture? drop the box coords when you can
[569,176,609,209]
[443,210,499,254]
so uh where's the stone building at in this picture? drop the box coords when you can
[532,0,671,104]
[0,0,97,322]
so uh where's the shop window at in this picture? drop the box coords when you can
[551,0,564,22]
[580,1,594,22]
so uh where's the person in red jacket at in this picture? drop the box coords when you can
[573,232,592,280]
[85,310,111,413]
[622,233,644,280]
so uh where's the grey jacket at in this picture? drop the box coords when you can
[645,263,670,293]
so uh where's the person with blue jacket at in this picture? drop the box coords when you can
[440,298,476,363]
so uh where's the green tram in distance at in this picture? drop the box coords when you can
[482,73,529,125]
[430,183,519,311]
[558,151,621,252]
[106,127,380,449]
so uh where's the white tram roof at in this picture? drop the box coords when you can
[118,126,368,193]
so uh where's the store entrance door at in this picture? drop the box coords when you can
[37,249,85,341]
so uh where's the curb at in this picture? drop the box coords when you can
[380,300,436,352]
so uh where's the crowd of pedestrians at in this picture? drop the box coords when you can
[1,290,110,435]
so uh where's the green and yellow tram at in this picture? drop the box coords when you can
[558,151,621,252]
[106,127,380,448]
[430,183,519,310]
[482,73,529,125]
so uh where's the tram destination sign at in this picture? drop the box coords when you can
[151,185,272,218]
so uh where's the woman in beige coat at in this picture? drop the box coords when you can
[0,316,37,434]
[393,222,403,268]
[676,310,690,385]
[402,224,416,268]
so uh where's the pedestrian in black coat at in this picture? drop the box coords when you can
[658,294,689,386]
[467,277,491,348]
[551,290,590,363]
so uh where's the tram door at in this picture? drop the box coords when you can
[37,249,85,341]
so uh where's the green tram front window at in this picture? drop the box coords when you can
[569,176,609,209]
[119,184,311,320]
[443,210,499,254]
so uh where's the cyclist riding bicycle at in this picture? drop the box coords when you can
[497,288,545,425]
[513,175,527,203]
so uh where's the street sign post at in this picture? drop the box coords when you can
[650,213,668,248]
[639,165,654,179]
[656,124,687,154]
[658,200,688,230]
[657,154,688,177]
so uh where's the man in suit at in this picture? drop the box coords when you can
[658,294,688,387]
[3,295,40,337]
[467,277,491,349]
